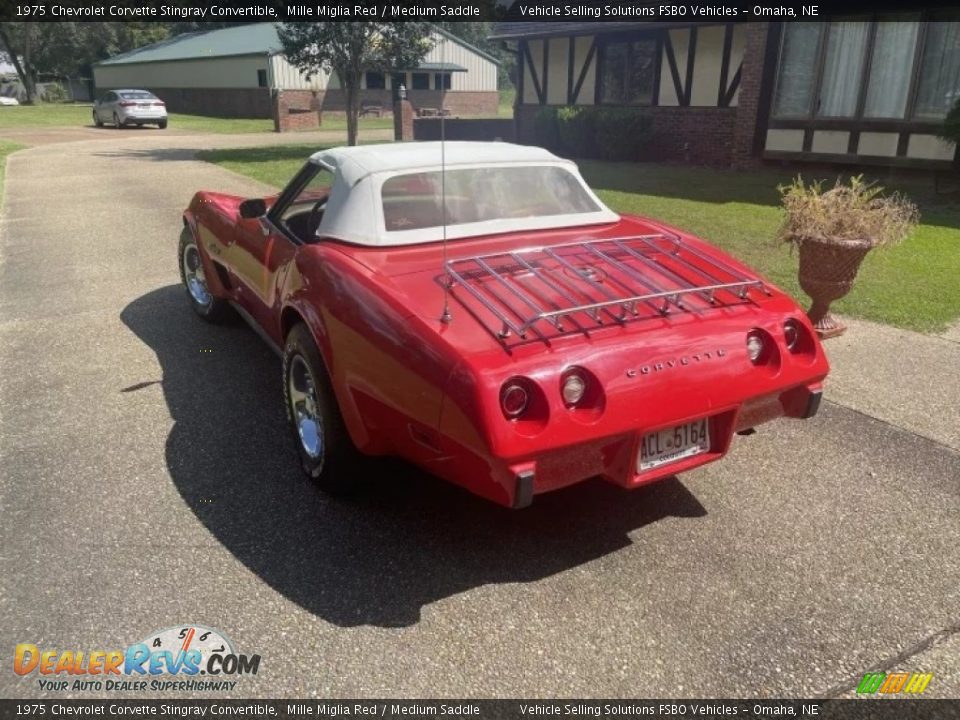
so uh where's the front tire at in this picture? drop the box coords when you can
[178,227,229,322]
[93,110,103,128]
[283,323,359,495]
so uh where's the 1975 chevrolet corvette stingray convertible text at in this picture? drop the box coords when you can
[180,142,829,508]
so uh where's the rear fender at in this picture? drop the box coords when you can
[280,292,380,455]
[282,249,458,458]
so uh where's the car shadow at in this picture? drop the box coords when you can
[87,123,163,131]
[121,285,707,628]
[90,143,342,167]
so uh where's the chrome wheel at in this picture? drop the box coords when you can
[181,241,212,308]
[288,355,324,460]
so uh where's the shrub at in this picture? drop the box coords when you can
[593,108,653,161]
[556,106,597,158]
[534,107,560,152]
[777,175,919,249]
[939,98,960,149]
[532,106,653,161]
[41,82,67,103]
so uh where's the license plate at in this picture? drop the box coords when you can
[638,418,710,471]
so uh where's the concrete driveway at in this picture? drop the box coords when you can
[1,130,958,699]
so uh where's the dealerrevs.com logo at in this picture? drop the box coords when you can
[14,624,261,692]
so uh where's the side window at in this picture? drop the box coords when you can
[278,167,335,241]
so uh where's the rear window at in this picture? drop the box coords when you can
[119,91,156,100]
[380,166,601,232]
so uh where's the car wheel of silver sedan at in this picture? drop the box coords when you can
[113,113,123,129]
[178,227,228,322]
[93,110,103,128]
[283,323,360,495]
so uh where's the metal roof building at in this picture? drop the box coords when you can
[93,24,499,124]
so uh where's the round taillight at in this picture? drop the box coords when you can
[746,332,765,363]
[501,382,529,419]
[561,371,587,406]
[784,320,800,351]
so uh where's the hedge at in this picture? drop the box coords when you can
[534,106,654,161]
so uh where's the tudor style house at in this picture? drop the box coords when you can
[490,15,959,168]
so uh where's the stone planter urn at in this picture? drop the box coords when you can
[778,175,919,341]
[796,237,874,339]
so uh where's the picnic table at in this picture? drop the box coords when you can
[416,107,452,118]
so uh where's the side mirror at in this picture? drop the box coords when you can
[239,198,267,219]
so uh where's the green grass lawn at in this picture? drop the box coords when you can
[166,113,274,133]
[0,139,25,201]
[197,144,326,188]
[0,103,396,135]
[0,103,275,133]
[0,104,91,128]
[320,116,394,131]
[198,143,960,333]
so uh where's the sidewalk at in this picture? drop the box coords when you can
[942,319,960,344]
[822,316,960,452]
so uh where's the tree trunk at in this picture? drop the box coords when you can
[344,70,361,147]
[0,24,36,104]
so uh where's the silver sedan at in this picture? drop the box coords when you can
[93,89,168,129]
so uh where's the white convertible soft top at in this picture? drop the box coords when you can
[309,142,620,247]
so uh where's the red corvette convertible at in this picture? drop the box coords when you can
[179,142,828,508]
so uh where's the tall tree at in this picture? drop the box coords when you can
[0,23,94,103]
[0,24,35,102]
[278,21,433,146]
[0,21,162,102]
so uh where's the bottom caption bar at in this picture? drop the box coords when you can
[0,700,954,720]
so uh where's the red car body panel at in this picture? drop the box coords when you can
[184,184,828,508]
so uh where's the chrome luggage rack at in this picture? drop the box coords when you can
[444,234,770,341]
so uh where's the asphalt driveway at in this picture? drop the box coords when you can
[1,130,957,699]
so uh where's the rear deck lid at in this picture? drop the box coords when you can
[443,232,770,345]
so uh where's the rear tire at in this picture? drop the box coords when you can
[113,113,123,129]
[158,119,168,129]
[178,227,229,323]
[283,323,360,495]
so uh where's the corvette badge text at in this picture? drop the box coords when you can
[13,625,260,693]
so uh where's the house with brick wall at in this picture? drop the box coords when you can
[490,15,959,168]
[93,24,499,132]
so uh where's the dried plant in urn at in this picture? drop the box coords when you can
[777,175,919,339]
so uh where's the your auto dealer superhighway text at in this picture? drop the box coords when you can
[42,5,277,17]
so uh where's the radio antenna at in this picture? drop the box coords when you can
[439,32,452,325]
